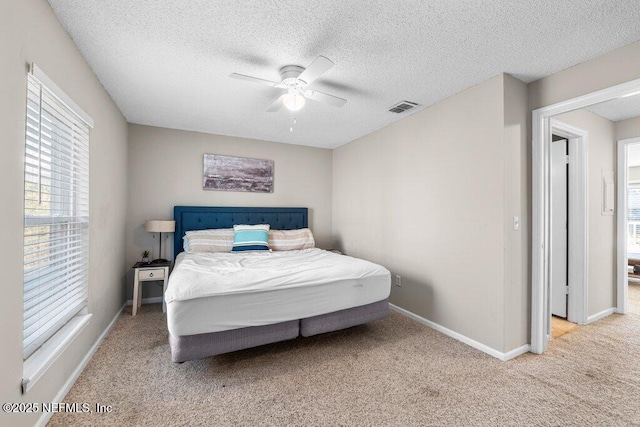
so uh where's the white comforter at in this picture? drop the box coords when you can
[165,248,390,303]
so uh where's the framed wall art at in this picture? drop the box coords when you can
[203,154,274,193]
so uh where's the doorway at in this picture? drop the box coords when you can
[616,137,640,315]
[547,121,588,341]
[549,133,581,340]
[551,135,569,319]
[532,77,640,354]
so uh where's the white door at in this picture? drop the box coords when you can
[551,138,568,318]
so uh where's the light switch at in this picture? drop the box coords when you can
[513,216,519,230]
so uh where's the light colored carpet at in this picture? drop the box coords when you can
[50,286,640,426]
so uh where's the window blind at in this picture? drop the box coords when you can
[23,72,90,360]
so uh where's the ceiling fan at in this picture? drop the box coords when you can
[230,56,347,112]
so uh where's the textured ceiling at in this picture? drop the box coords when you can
[587,94,640,122]
[48,0,640,149]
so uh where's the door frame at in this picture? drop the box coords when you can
[550,120,588,325]
[531,78,640,354]
[616,137,640,315]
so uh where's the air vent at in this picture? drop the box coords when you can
[389,100,418,113]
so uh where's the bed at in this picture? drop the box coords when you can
[166,206,391,362]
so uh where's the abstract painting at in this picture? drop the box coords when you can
[203,154,274,193]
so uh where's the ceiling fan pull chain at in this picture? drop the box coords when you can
[290,109,294,132]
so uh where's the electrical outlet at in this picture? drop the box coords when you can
[395,274,402,287]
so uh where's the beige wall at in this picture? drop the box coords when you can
[333,74,526,352]
[0,1,128,426]
[528,41,640,111]
[616,116,640,141]
[553,110,617,315]
[503,75,530,351]
[126,124,333,300]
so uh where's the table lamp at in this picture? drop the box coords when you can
[145,220,175,264]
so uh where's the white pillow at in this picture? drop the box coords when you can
[183,228,234,253]
[269,228,315,251]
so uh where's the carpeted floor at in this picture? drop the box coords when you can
[49,286,640,426]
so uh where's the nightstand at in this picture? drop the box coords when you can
[132,261,171,316]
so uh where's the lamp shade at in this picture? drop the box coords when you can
[145,220,175,233]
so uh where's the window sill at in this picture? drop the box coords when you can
[22,313,92,394]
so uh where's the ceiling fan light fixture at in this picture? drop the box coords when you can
[283,92,306,111]
[230,56,346,113]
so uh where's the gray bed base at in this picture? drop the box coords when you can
[169,299,389,362]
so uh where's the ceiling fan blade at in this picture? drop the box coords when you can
[229,73,281,87]
[305,90,346,107]
[298,56,334,85]
[266,95,285,112]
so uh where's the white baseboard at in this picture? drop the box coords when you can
[501,343,531,361]
[586,307,616,324]
[126,296,163,306]
[35,303,126,427]
[389,303,530,361]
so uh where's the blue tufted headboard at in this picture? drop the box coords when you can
[173,206,308,259]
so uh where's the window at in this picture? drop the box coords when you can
[627,183,640,256]
[23,64,92,363]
